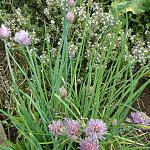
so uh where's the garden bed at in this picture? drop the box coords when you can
[0,0,150,149]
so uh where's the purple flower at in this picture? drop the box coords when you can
[66,12,74,23]
[130,112,150,125]
[48,120,64,137]
[79,138,99,150]
[0,24,11,39]
[14,30,31,46]
[64,118,80,141]
[68,0,76,6]
[85,118,107,140]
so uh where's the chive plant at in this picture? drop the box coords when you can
[0,0,150,149]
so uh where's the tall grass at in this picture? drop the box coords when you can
[0,1,150,150]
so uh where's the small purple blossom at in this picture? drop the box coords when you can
[68,0,76,6]
[130,112,150,125]
[48,120,64,137]
[66,12,74,23]
[14,30,31,46]
[64,118,80,141]
[0,24,11,39]
[85,118,107,140]
[79,138,99,150]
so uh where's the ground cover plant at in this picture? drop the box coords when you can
[0,0,150,149]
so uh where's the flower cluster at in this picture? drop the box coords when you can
[0,6,39,48]
[48,118,107,150]
[48,118,80,140]
[0,24,31,46]
[130,39,150,65]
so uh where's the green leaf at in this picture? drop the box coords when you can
[112,0,150,14]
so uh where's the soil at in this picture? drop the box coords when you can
[133,78,150,116]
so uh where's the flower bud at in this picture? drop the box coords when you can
[68,0,76,6]
[66,12,74,23]
[14,30,31,46]
[0,24,11,39]
[59,87,68,98]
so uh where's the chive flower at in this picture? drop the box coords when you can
[14,30,31,46]
[64,118,80,141]
[131,112,150,125]
[66,12,74,23]
[79,138,99,150]
[0,24,11,39]
[68,0,76,6]
[85,118,107,140]
[48,120,64,137]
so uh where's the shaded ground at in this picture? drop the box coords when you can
[0,42,9,109]
[134,78,150,116]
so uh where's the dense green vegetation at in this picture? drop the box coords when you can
[0,0,150,149]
